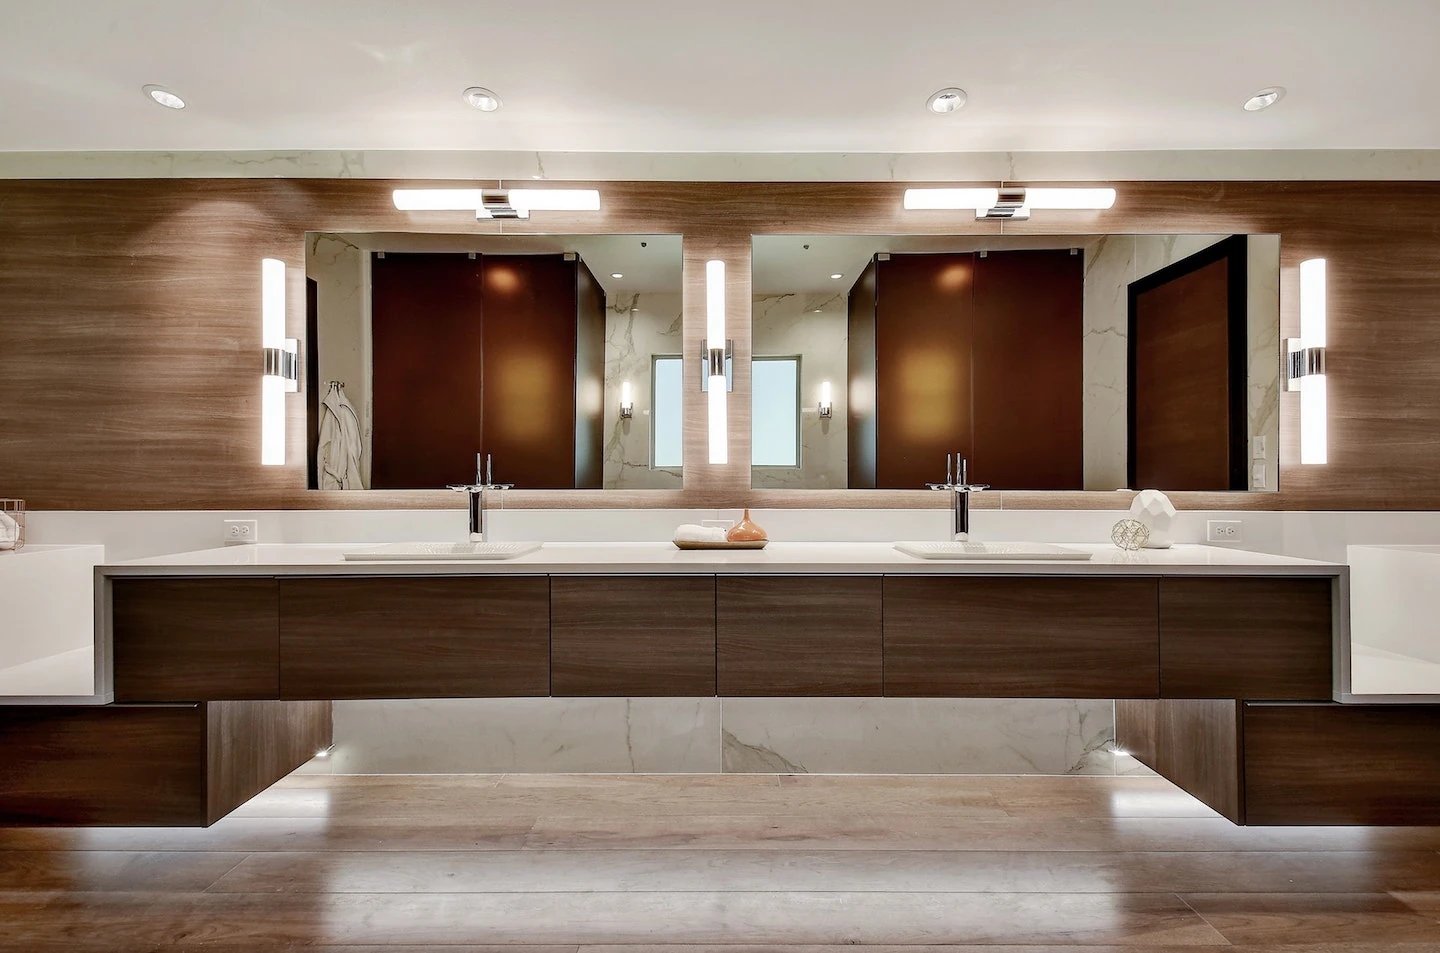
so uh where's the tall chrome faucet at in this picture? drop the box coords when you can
[927,452,988,540]
[448,453,513,542]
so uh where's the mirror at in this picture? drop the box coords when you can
[750,234,1281,492]
[305,233,683,490]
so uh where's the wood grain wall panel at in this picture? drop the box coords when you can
[551,576,716,696]
[5,178,1440,510]
[1115,698,1244,823]
[1244,702,1440,825]
[573,257,606,489]
[112,578,280,701]
[883,576,1160,697]
[369,252,486,489]
[717,576,882,696]
[971,249,1084,490]
[205,699,332,824]
[1159,577,1333,700]
[278,577,550,699]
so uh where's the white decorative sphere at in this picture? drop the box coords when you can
[1129,489,1177,549]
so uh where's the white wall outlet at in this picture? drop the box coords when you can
[1207,519,1244,543]
[223,519,259,545]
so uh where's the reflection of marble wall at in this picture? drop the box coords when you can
[306,235,372,488]
[301,697,1132,776]
[752,293,848,489]
[1082,235,1281,491]
[603,292,684,489]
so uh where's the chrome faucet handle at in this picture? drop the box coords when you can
[447,482,513,493]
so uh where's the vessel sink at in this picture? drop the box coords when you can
[343,541,542,561]
[894,541,1091,561]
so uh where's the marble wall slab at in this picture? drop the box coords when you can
[306,234,373,488]
[602,293,684,490]
[303,697,1134,777]
[751,293,848,489]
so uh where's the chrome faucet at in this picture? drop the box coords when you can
[927,452,988,540]
[448,453,513,542]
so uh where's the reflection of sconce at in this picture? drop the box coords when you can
[1287,258,1328,465]
[261,258,297,466]
[903,186,1116,220]
[391,187,600,220]
[619,380,634,419]
[818,380,833,418]
[706,259,727,465]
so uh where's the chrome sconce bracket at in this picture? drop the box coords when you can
[979,187,1031,220]
[263,340,300,393]
[699,339,734,393]
[1285,341,1326,392]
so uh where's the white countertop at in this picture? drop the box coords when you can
[98,542,1344,577]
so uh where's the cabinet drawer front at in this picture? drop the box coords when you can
[279,577,550,699]
[1160,578,1333,699]
[883,576,1159,697]
[113,578,279,701]
[718,576,882,696]
[551,576,715,696]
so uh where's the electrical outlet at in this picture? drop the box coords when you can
[223,519,259,545]
[1207,519,1243,543]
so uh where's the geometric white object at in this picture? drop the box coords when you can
[1129,489,1178,549]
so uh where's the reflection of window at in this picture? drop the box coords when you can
[651,356,683,468]
[752,356,800,467]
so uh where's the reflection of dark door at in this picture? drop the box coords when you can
[1127,237,1248,491]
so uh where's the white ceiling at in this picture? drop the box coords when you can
[3,1,1438,153]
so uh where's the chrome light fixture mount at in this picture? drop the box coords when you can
[903,185,1116,220]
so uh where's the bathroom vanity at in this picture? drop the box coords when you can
[17,541,1435,828]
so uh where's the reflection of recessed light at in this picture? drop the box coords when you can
[830,273,843,279]
[812,309,823,313]
[611,273,624,279]
[143,85,185,109]
[926,87,967,114]
[462,86,502,111]
[1243,86,1285,111]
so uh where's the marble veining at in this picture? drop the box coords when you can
[603,292,684,489]
[751,293,848,489]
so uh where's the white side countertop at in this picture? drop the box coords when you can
[98,542,1344,577]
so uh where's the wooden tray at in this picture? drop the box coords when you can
[673,539,768,551]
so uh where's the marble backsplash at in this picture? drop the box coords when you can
[299,697,1139,777]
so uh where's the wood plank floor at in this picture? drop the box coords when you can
[5,773,1440,951]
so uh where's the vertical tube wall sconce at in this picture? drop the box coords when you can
[261,258,297,466]
[705,259,728,464]
[619,380,634,418]
[818,379,833,418]
[1288,258,1328,465]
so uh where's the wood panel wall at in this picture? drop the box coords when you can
[3,178,1439,511]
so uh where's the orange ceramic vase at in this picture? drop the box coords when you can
[726,509,768,542]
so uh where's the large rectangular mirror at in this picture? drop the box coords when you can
[750,234,1280,492]
[306,233,683,490]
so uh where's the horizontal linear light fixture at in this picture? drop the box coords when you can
[392,187,600,220]
[1288,258,1328,465]
[706,259,728,465]
[261,258,297,467]
[903,186,1116,220]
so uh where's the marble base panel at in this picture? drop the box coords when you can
[304,697,1142,776]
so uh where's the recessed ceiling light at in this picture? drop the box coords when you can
[926,87,967,114]
[611,272,624,279]
[830,273,843,280]
[142,85,185,109]
[1243,86,1285,112]
[462,86,502,112]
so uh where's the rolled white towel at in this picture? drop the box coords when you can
[673,523,727,544]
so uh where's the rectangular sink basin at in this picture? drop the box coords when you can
[894,541,1091,561]
[343,541,542,561]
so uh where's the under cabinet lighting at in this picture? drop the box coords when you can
[1289,258,1328,465]
[819,380,833,418]
[903,186,1115,220]
[391,187,600,219]
[260,258,296,467]
[619,380,634,419]
[706,259,728,465]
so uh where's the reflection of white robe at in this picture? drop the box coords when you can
[318,384,365,490]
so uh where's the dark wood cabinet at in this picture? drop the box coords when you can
[1159,577,1333,699]
[551,576,716,696]
[278,577,550,699]
[883,576,1160,697]
[112,578,280,701]
[1116,698,1244,822]
[717,576,882,696]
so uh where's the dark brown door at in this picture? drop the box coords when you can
[971,249,1084,489]
[370,253,485,489]
[874,253,975,489]
[1128,237,1248,490]
[482,255,580,489]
